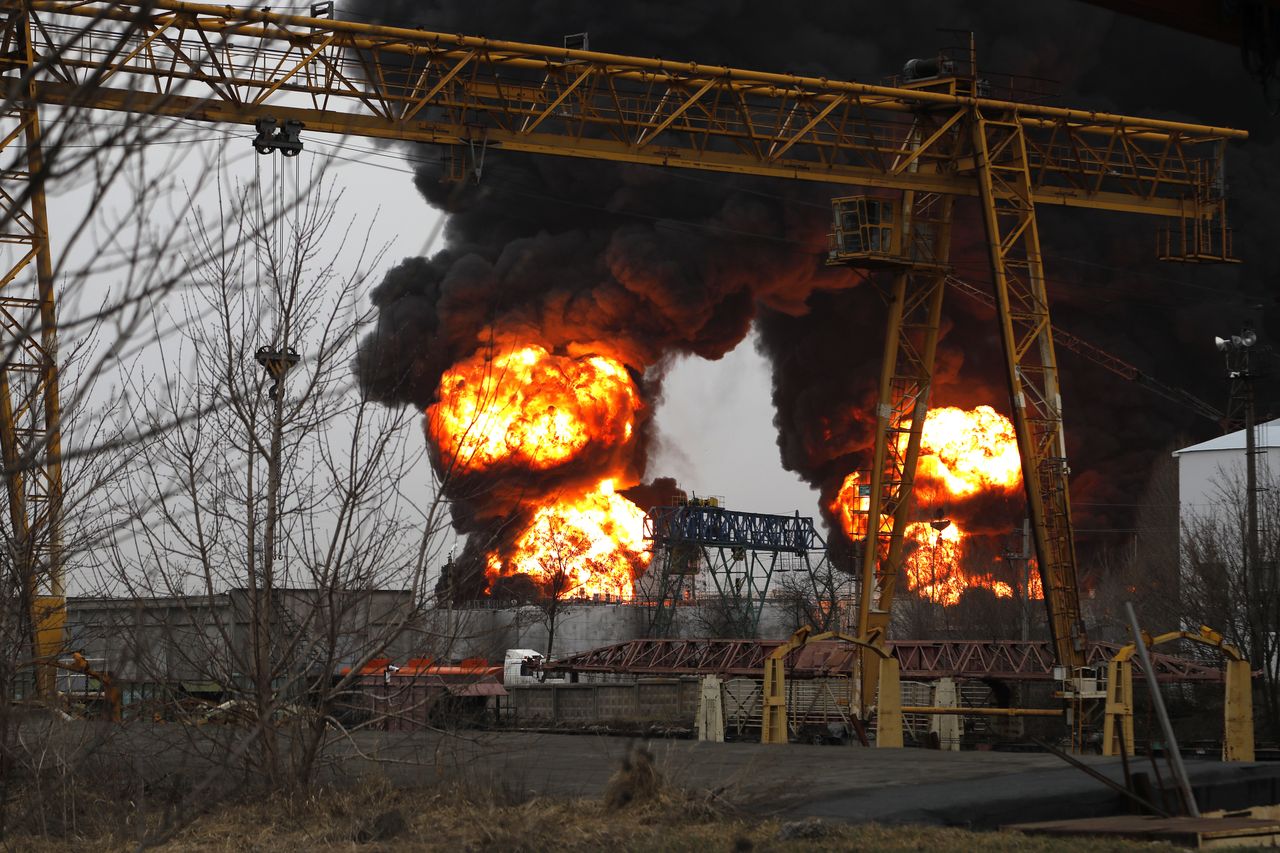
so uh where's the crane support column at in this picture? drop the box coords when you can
[857,192,954,715]
[970,111,1085,671]
[0,6,65,697]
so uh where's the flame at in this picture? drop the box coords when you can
[429,342,650,600]
[1025,560,1045,600]
[916,405,1022,499]
[833,470,870,539]
[903,522,1012,606]
[428,344,638,473]
[488,479,651,598]
[831,405,1026,605]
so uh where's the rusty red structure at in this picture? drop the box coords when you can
[546,638,1226,684]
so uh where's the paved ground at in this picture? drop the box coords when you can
[33,720,1280,828]
[346,731,1280,827]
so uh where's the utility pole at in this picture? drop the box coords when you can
[1216,328,1263,656]
[1003,517,1033,641]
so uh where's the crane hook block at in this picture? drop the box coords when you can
[255,345,301,399]
[252,117,305,156]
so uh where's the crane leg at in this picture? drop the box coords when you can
[970,112,1085,672]
[0,8,65,697]
[857,192,954,716]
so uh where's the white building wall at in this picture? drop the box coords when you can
[1175,419,1280,539]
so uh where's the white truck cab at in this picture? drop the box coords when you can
[503,648,568,684]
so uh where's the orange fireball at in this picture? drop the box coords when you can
[917,405,1022,498]
[489,479,651,599]
[830,405,1026,606]
[428,344,639,473]
[903,521,1013,605]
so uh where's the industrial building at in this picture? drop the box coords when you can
[1174,417,1280,534]
[64,588,419,699]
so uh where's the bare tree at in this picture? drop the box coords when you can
[520,521,601,660]
[0,9,480,843]
[771,559,852,633]
[83,158,450,792]
[0,16,324,832]
[1180,464,1280,735]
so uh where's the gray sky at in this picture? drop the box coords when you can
[651,338,820,518]
[38,117,823,593]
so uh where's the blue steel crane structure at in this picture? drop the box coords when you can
[642,501,850,637]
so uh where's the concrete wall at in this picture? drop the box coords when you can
[433,600,810,660]
[505,678,700,727]
[64,592,814,686]
[66,588,418,685]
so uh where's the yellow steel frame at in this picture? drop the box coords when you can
[17,2,1243,212]
[971,111,1085,671]
[0,2,1248,696]
[761,625,902,748]
[857,192,954,713]
[1103,626,1253,762]
[0,5,62,695]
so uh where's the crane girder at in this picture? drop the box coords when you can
[856,193,954,714]
[19,1,1241,218]
[972,112,1085,670]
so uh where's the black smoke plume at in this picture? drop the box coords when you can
[353,1,1280,598]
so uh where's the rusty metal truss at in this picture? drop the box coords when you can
[546,638,1228,684]
[890,639,1226,684]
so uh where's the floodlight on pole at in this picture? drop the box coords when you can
[1215,327,1257,352]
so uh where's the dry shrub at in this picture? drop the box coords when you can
[6,777,1191,853]
[0,716,192,846]
[602,741,660,810]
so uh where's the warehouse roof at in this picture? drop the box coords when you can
[1174,417,1280,456]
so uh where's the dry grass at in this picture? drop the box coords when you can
[3,774,1195,852]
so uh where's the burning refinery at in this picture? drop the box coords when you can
[29,6,1280,841]
[416,322,1040,614]
[831,405,1043,607]
[351,97,1065,627]
[305,1,1277,786]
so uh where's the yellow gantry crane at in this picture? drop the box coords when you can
[0,3,1245,704]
